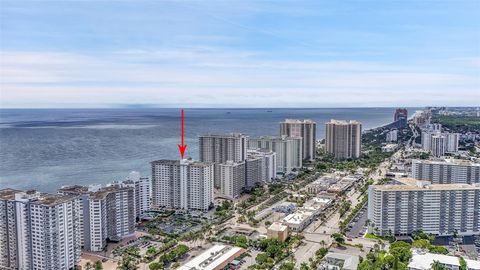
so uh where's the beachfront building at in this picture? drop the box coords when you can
[325,119,362,159]
[58,184,136,251]
[280,119,317,160]
[151,159,214,212]
[123,171,151,219]
[218,161,246,199]
[0,189,82,270]
[248,136,302,174]
[199,133,248,188]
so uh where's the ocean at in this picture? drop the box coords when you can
[0,108,414,192]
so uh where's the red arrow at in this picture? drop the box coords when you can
[177,109,187,158]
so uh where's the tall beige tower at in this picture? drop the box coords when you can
[325,119,362,159]
[280,119,316,160]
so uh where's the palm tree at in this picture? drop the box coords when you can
[117,254,138,270]
[320,240,326,248]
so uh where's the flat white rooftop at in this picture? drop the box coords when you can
[466,259,480,270]
[408,250,460,270]
[268,222,288,232]
[283,210,313,225]
[178,244,244,270]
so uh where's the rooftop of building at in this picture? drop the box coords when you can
[178,244,245,270]
[247,148,275,155]
[251,135,302,141]
[373,177,480,192]
[1,188,78,206]
[199,133,248,138]
[326,119,362,125]
[58,185,89,194]
[412,158,480,166]
[324,252,360,270]
[283,210,314,225]
[31,193,78,206]
[151,159,213,167]
[268,222,288,232]
[281,119,316,124]
[89,184,133,200]
[0,188,23,200]
[59,184,133,200]
[408,250,461,269]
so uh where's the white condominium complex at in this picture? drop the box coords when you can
[199,133,248,187]
[58,184,135,252]
[248,136,302,173]
[0,189,82,270]
[248,149,277,183]
[151,159,214,212]
[219,161,246,199]
[422,130,459,156]
[123,171,151,218]
[280,119,317,160]
[411,159,480,184]
[325,119,362,159]
[218,150,276,198]
[367,178,480,237]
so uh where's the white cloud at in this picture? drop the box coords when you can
[1,50,479,108]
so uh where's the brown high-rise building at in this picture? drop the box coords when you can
[325,119,362,159]
[394,108,408,123]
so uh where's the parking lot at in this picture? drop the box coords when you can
[345,203,368,239]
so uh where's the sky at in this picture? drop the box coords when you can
[0,0,479,108]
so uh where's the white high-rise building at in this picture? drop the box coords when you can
[386,129,398,142]
[431,134,446,157]
[367,178,480,236]
[199,133,248,187]
[411,159,480,184]
[245,155,263,188]
[280,119,317,160]
[446,133,459,153]
[0,189,82,270]
[248,136,302,174]
[248,149,277,183]
[219,161,246,199]
[325,119,362,159]
[420,122,458,155]
[124,171,151,218]
[151,159,214,212]
[58,184,135,252]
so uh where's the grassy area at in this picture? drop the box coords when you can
[364,233,382,240]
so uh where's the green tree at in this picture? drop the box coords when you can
[149,262,163,270]
[279,261,295,270]
[117,254,138,270]
[331,233,345,245]
[300,262,310,270]
[94,261,103,270]
[389,241,412,263]
[428,245,449,255]
[459,257,467,270]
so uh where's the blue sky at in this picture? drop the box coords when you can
[0,0,479,108]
